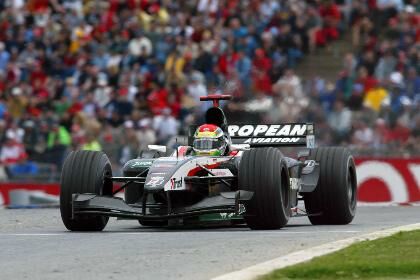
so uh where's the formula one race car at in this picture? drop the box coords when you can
[60,95,357,231]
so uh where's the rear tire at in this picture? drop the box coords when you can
[239,147,290,230]
[304,147,357,225]
[60,150,112,231]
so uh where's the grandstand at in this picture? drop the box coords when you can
[0,0,418,181]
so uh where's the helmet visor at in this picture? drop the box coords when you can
[193,138,224,151]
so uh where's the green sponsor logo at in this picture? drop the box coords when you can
[131,161,152,167]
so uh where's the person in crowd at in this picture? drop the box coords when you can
[0,132,38,177]
[352,119,374,148]
[328,99,352,143]
[0,0,418,180]
[235,50,252,97]
[405,67,420,100]
[364,82,389,112]
[137,118,157,152]
[119,120,140,164]
[46,122,71,169]
[82,133,102,152]
[154,108,178,145]
[375,50,397,82]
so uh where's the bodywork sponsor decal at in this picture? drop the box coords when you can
[227,124,311,146]
[170,178,183,190]
[228,124,307,137]
[153,163,177,168]
[162,157,233,191]
[289,178,301,191]
[243,137,301,144]
[145,176,165,187]
[130,161,153,167]
[208,169,234,177]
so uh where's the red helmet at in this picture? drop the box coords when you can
[193,124,227,156]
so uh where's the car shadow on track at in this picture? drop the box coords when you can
[98,222,315,233]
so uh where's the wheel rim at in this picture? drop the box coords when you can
[281,181,288,209]
[280,169,289,212]
[347,166,357,213]
[347,175,353,201]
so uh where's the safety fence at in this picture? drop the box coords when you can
[1,157,419,207]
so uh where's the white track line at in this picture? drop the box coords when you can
[0,233,63,236]
[280,230,360,233]
[212,223,420,280]
[0,230,360,237]
[113,230,361,234]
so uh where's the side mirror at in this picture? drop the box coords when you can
[230,144,250,151]
[148,145,167,153]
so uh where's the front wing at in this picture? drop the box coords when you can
[72,190,253,221]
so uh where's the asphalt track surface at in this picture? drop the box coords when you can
[0,206,419,280]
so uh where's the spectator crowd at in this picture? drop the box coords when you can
[301,0,419,155]
[0,0,418,180]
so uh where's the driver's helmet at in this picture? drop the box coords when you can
[193,124,227,156]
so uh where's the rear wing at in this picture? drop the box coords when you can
[188,123,315,148]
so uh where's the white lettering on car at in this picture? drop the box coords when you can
[238,125,254,137]
[276,125,291,136]
[146,176,165,187]
[265,125,280,136]
[253,125,268,136]
[228,124,308,137]
[290,124,307,136]
[228,125,240,136]
[243,138,301,144]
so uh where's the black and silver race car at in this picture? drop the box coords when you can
[60,95,357,231]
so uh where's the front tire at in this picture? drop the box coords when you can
[304,147,357,225]
[239,147,290,230]
[60,150,113,231]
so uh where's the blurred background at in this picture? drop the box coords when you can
[0,0,418,184]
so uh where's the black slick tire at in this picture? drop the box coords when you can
[239,147,290,230]
[304,147,357,225]
[60,150,113,231]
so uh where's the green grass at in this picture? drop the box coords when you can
[261,230,420,280]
